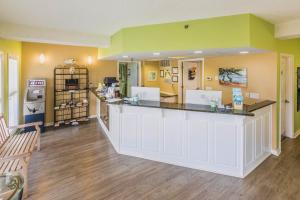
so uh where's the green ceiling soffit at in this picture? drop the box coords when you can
[98,14,277,58]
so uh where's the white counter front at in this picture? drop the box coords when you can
[96,101,272,178]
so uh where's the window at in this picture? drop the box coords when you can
[8,56,19,126]
[0,52,3,114]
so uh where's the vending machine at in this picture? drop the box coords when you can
[24,79,46,133]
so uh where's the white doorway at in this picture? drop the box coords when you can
[178,59,204,103]
[280,54,294,139]
[0,52,4,114]
[117,61,141,97]
[8,56,19,126]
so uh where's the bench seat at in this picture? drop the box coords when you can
[0,131,38,173]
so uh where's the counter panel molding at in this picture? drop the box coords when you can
[97,103,272,178]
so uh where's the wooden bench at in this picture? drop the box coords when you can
[0,114,41,198]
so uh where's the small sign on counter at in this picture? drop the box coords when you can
[232,88,244,110]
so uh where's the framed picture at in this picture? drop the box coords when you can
[172,67,178,74]
[160,70,164,77]
[172,76,178,82]
[148,71,157,81]
[219,68,247,87]
[164,68,171,80]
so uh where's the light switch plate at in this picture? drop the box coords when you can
[249,92,260,99]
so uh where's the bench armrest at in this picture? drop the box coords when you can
[0,153,31,163]
[9,122,42,132]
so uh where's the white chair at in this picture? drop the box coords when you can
[131,87,160,101]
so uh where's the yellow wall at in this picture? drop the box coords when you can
[204,52,278,147]
[141,61,160,88]
[142,60,178,95]
[204,53,277,103]
[21,42,117,124]
[0,38,22,121]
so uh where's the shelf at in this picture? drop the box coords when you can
[54,104,89,111]
[55,88,89,92]
[54,65,89,126]
[55,73,88,75]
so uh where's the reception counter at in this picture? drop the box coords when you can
[92,90,275,178]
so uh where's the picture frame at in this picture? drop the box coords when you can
[172,76,178,82]
[172,67,178,74]
[164,68,171,80]
[148,71,157,81]
[160,70,164,77]
[219,68,247,87]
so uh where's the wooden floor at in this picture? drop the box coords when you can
[27,120,300,200]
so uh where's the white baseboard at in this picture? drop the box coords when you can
[271,148,281,156]
[294,129,300,138]
[89,115,97,119]
[45,122,54,127]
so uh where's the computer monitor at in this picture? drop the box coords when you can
[131,87,160,101]
[185,90,222,106]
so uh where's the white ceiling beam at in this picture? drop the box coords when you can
[275,19,300,39]
[0,22,110,48]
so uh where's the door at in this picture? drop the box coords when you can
[182,61,202,103]
[0,53,3,114]
[8,57,19,126]
[280,55,294,139]
[280,56,292,137]
[127,62,139,97]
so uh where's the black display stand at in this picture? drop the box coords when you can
[54,65,89,127]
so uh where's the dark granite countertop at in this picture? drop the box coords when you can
[90,88,275,117]
[109,100,276,117]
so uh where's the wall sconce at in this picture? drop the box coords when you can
[39,54,46,64]
[87,56,93,65]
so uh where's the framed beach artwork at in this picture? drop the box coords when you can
[219,68,247,87]
[148,71,157,81]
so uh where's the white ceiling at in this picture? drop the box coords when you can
[0,0,300,36]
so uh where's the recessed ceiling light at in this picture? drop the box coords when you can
[122,55,129,58]
[240,51,249,54]
[194,50,203,54]
[153,52,160,56]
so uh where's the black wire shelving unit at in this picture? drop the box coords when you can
[54,65,89,127]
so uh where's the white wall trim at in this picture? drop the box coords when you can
[89,115,97,119]
[0,21,110,48]
[45,122,54,127]
[271,148,281,156]
[294,129,300,139]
